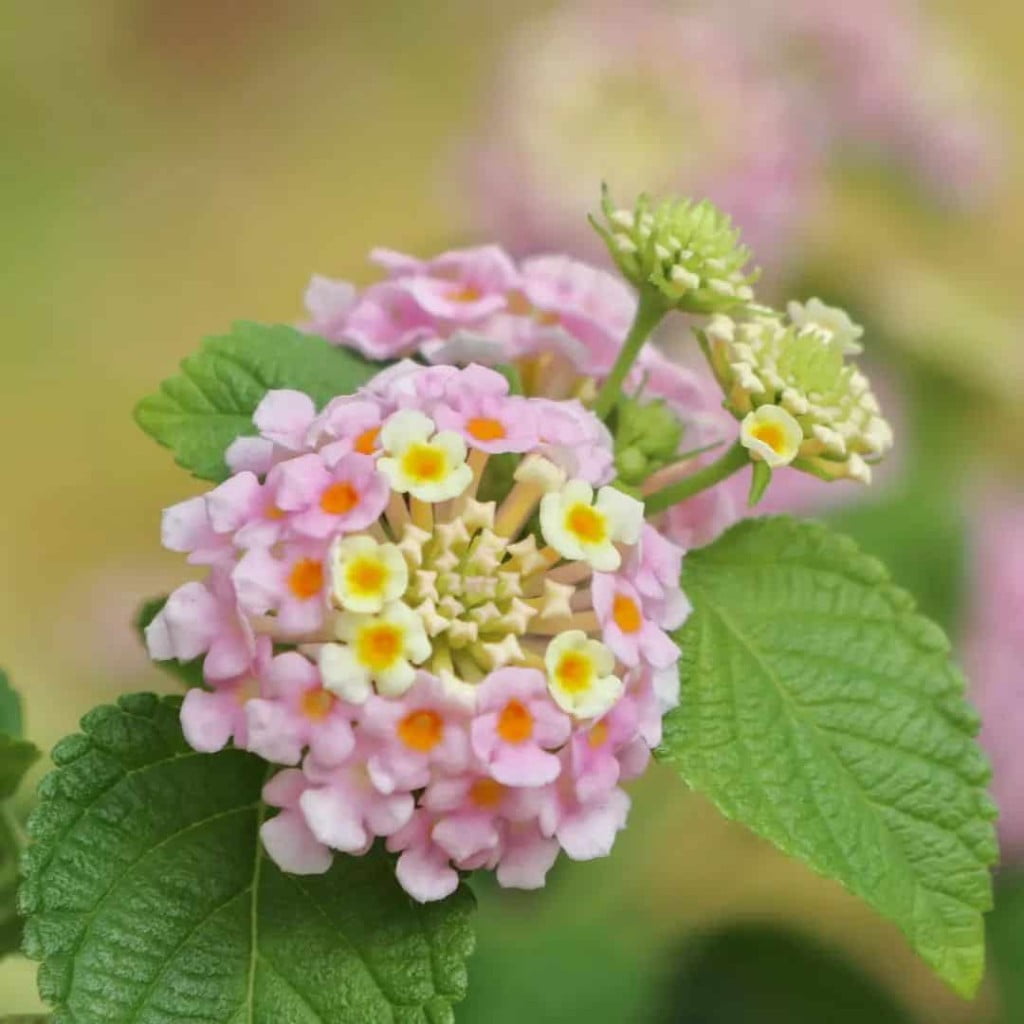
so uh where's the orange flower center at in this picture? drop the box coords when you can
[320,481,360,515]
[497,699,533,744]
[469,777,505,809]
[612,593,642,634]
[588,721,610,749]
[566,504,607,545]
[401,443,446,483]
[449,285,482,303]
[288,558,325,600]
[752,423,785,453]
[467,417,507,442]
[301,688,336,721]
[265,505,286,521]
[354,426,380,455]
[398,709,444,752]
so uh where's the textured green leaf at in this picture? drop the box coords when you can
[134,322,383,482]
[134,598,205,689]
[657,517,997,997]
[21,693,476,1023]
[0,669,23,738]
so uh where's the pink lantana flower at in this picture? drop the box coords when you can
[299,744,415,855]
[260,769,333,876]
[386,811,462,904]
[471,668,572,787]
[179,636,271,753]
[538,763,632,862]
[592,574,679,670]
[272,451,389,539]
[244,652,356,768]
[146,571,256,682]
[359,673,472,792]
[226,389,319,476]
[232,541,329,638]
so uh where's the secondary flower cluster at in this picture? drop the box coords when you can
[146,363,686,901]
[705,303,894,482]
[302,244,718,413]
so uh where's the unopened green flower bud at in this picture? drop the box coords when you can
[612,394,685,485]
[703,300,893,484]
[592,185,759,314]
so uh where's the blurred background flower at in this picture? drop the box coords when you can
[1,0,1021,1018]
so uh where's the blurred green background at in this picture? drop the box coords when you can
[2,0,1022,1018]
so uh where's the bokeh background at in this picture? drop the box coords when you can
[2,0,1022,1018]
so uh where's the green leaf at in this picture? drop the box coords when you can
[21,693,476,1023]
[656,923,915,1024]
[988,872,1024,1023]
[0,669,23,738]
[0,670,37,960]
[134,598,205,689]
[134,322,384,482]
[0,736,40,802]
[657,516,997,997]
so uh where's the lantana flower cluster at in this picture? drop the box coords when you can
[147,362,686,901]
[705,303,894,483]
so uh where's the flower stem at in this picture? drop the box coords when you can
[644,442,749,516]
[593,288,666,420]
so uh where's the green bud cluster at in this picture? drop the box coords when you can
[592,186,759,315]
[612,394,685,488]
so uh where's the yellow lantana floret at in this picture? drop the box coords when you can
[545,630,623,718]
[319,601,430,702]
[740,404,803,468]
[540,479,644,572]
[378,409,473,502]
[329,535,409,614]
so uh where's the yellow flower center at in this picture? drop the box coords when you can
[565,503,607,545]
[301,688,336,722]
[397,709,444,752]
[469,777,505,809]
[356,623,404,670]
[345,557,387,598]
[752,422,786,454]
[554,651,594,694]
[320,481,360,515]
[288,558,325,600]
[401,443,448,484]
[449,285,482,303]
[497,699,534,744]
[467,417,507,442]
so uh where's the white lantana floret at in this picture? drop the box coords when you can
[378,409,473,502]
[740,405,803,468]
[545,630,623,718]
[320,601,431,701]
[540,480,644,572]
[329,535,409,614]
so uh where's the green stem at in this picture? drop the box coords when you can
[644,442,749,516]
[593,289,666,419]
